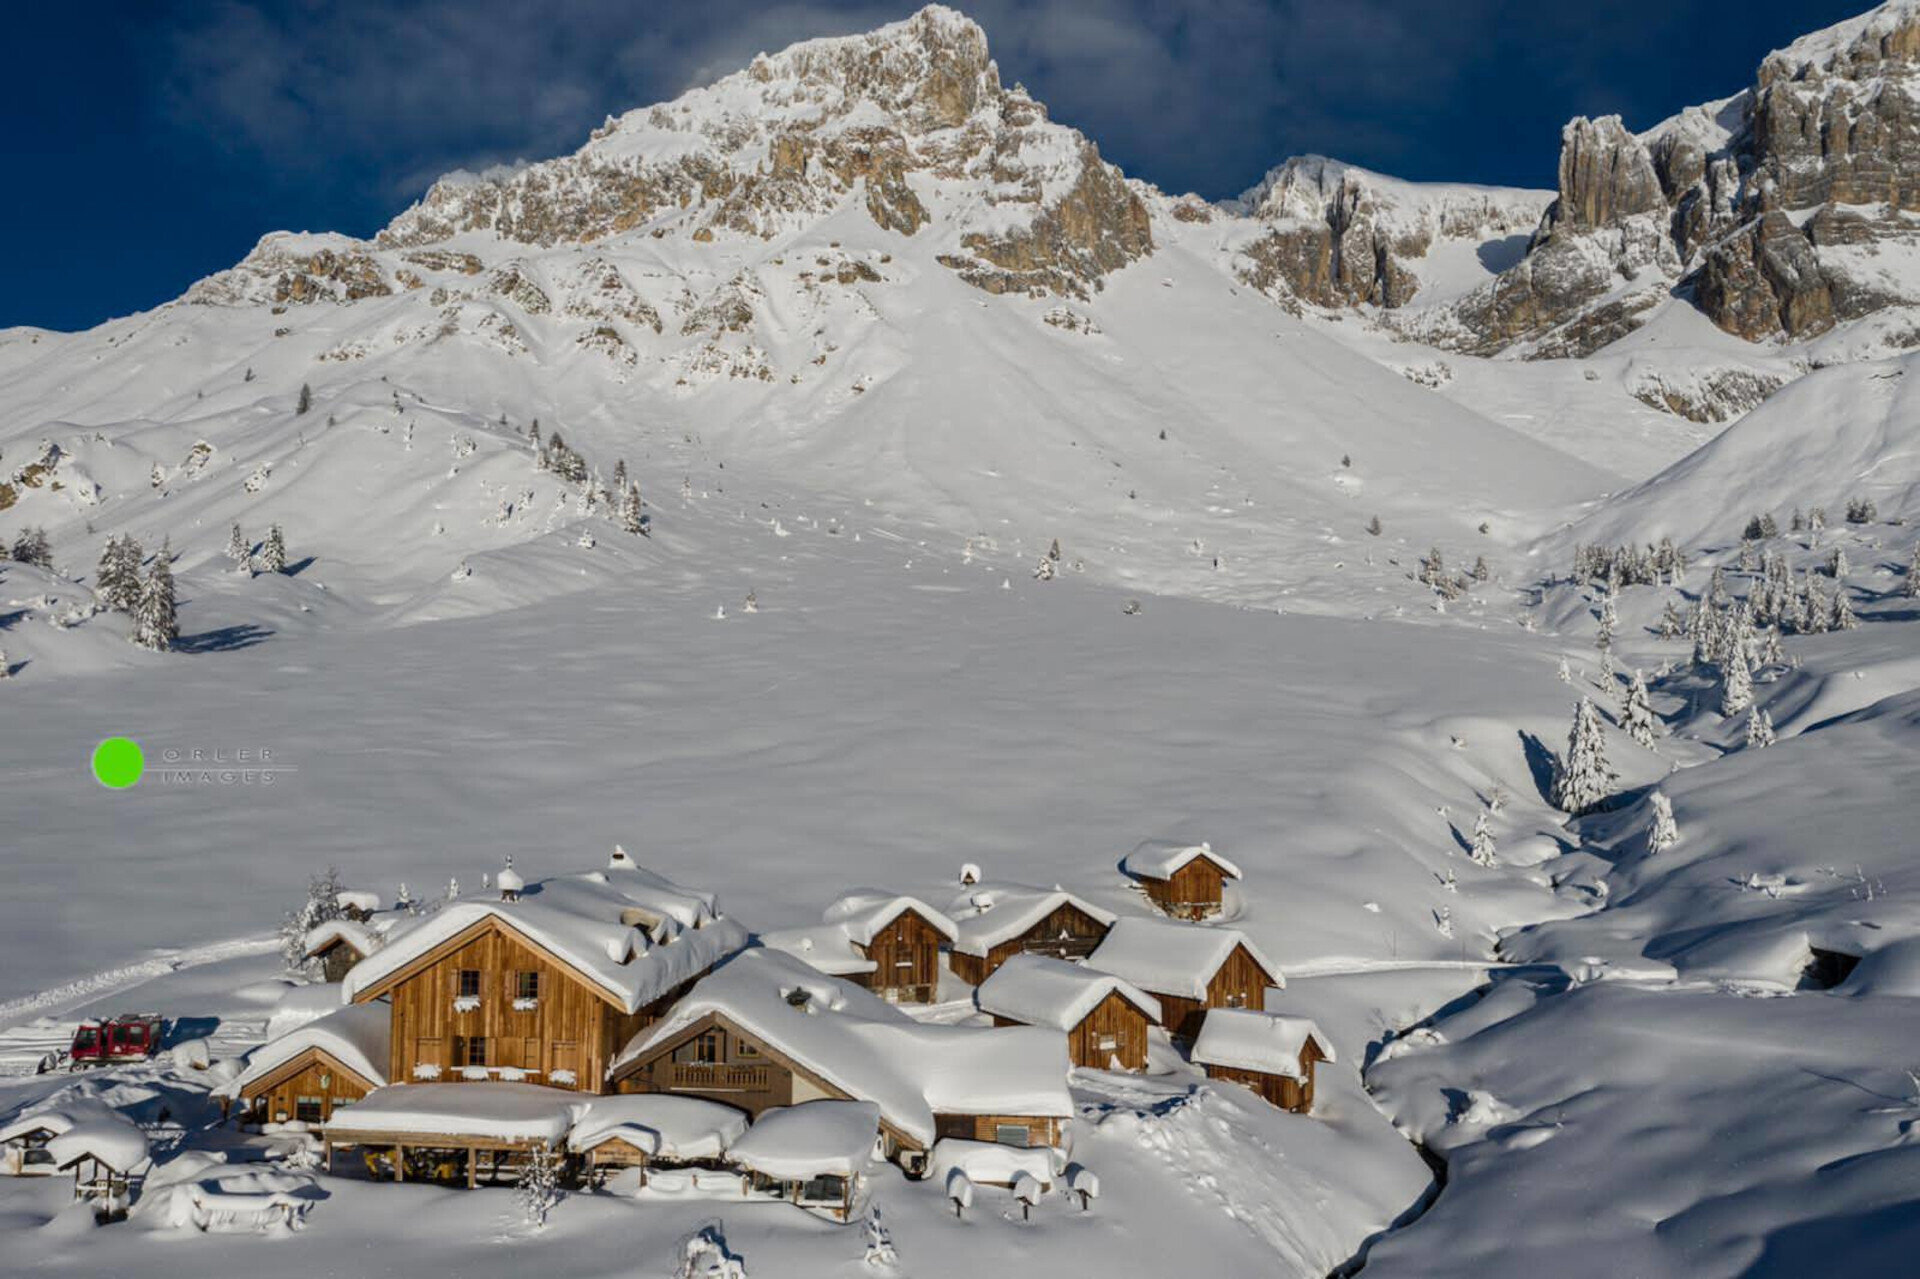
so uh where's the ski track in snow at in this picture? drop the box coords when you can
[0,934,279,1033]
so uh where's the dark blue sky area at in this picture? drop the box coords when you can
[0,1,1872,331]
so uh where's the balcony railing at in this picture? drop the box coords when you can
[668,1063,769,1092]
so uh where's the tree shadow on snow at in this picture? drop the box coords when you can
[281,556,319,578]
[1741,1199,1920,1277]
[175,624,274,654]
[0,608,27,632]
[164,1016,221,1048]
[1518,730,1557,803]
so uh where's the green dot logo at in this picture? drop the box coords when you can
[92,737,145,790]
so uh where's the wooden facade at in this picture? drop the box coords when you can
[989,988,1154,1071]
[851,908,945,1004]
[932,1113,1063,1148]
[1202,1037,1326,1113]
[1140,856,1232,920]
[311,939,365,984]
[950,903,1112,986]
[1151,943,1275,1041]
[239,1047,378,1126]
[611,1011,835,1119]
[351,915,694,1094]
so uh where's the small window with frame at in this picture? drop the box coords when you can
[516,971,540,1001]
[457,969,482,998]
[295,1095,325,1124]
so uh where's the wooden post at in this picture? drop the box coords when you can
[324,1140,333,1174]
[467,1147,477,1189]
[395,1145,405,1182]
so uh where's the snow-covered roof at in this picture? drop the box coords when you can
[974,953,1161,1029]
[322,1082,587,1143]
[762,889,957,976]
[0,1102,112,1145]
[727,1100,881,1179]
[46,1118,150,1172]
[343,864,747,1015]
[1191,1010,1334,1079]
[821,891,958,945]
[946,882,1117,958]
[566,1095,750,1160]
[1088,918,1282,1000]
[304,917,384,959]
[335,890,382,915]
[613,948,1072,1146]
[1120,839,1242,883]
[266,982,349,1039]
[928,1137,1057,1189]
[219,1002,391,1099]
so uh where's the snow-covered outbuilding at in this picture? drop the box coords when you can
[218,1002,390,1127]
[725,1099,880,1219]
[974,953,1161,1071]
[46,1117,150,1209]
[945,882,1117,985]
[566,1094,750,1175]
[1190,1010,1334,1113]
[318,1081,585,1187]
[1087,918,1282,1040]
[339,862,747,1094]
[303,917,389,982]
[1120,840,1243,920]
[610,947,1073,1170]
[0,1104,110,1177]
[761,890,958,1004]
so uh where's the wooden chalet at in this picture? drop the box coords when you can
[222,1002,389,1126]
[1190,1010,1334,1113]
[1087,918,1282,1040]
[762,892,958,1004]
[338,863,748,1095]
[974,953,1161,1071]
[946,884,1117,986]
[609,947,1074,1172]
[1120,840,1243,920]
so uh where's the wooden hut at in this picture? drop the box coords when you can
[1190,1010,1334,1113]
[726,1100,880,1220]
[762,892,958,1004]
[1086,918,1281,1041]
[567,1094,749,1180]
[303,919,385,983]
[1120,841,1243,920]
[946,884,1117,986]
[223,1002,389,1126]
[974,953,1161,1071]
[45,1120,149,1217]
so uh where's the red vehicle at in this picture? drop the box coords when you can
[67,1014,164,1069]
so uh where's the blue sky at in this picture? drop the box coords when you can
[0,0,1870,331]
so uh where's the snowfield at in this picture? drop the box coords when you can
[4,3,1920,1276]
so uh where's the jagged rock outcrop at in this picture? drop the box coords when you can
[188,235,397,307]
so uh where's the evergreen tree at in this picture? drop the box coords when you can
[1745,707,1775,749]
[1366,515,1382,537]
[225,523,251,574]
[0,646,9,679]
[96,536,144,612]
[611,459,627,492]
[1801,571,1828,634]
[1829,546,1849,579]
[620,483,645,534]
[1907,543,1920,599]
[1621,669,1657,749]
[10,526,51,569]
[296,383,312,415]
[1708,564,1729,607]
[1830,585,1859,631]
[1720,636,1753,716]
[515,1143,561,1228]
[1550,696,1618,815]
[131,549,178,651]
[279,867,346,975]
[1469,809,1498,866]
[1471,555,1490,582]
[1648,791,1679,853]
[263,524,287,574]
[1596,592,1617,650]
[1658,599,1684,640]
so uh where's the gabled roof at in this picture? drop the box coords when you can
[974,953,1161,1029]
[1121,840,1243,883]
[0,1101,115,1147]
[46,1118,149,1173]
[342,865,747,1015]
[566,1095,749,1160]
[946,882,1117,958]
[1087,918,1282,999]
[762,890,958,977]
[303,917,386,961]
[757,923,877,977]
[727,1100,880,1179]
[218,1002,391,1099]
[1191,1010,1334,1079]
[612,948,1072,1146]
[321,1082,586,1143]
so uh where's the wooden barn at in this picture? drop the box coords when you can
[1190,1010,1334,1114]
[339,861,748,1094]
[303,918,387,983]
[1120,840,1243,920]
[946,884,1117,986]
[974,953,1161,1071]
[222,1002,390,1126]
[609,947,1073,1171]
[1087,918,1282,1041]
[761,892,958,1004]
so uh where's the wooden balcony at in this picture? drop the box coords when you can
[669,1063,768,1092]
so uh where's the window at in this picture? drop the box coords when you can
[516,971,540,1001]
[1224,991,1246,1009]
[1097,1033,1119,1052]
[693,1030,722,1064]
[457,969,482,998]
[455,1036,488,1067]
[735,1040,760,1059]
[295,1096,325,1124]
[993,1123,1032,1148]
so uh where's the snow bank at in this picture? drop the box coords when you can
[726,1100,880,1179]
[927,1138,1057,1188]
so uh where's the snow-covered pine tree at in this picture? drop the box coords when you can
[1557,656,1573,684]
[1907,543,1920,598]
[96,536,144,612]
[611,458,627,492]
[296,383,312,415]
[0,647,9,679]
[1033,556,1056,581]
[1597,592,1617,650]
[1648,791,1679,853]
[1047,538,1062,562]
[1708,564,1729,607]
[1658,599,1684,640]
[515,1142,560,1228]
[10,526,52,569]
[1550,696,1618,815]
[263,524,287,574]
[1621,669,1657,749]
[131,550,178,651]
[1471,555,1490,582]
[1366,515,1382,537]
[1829,546,1849,579]
[1759,625,1784,667]
[1801,571,1827,634]
[225,523,250,574]
[1470,810,1497,866]
[278,866,346,975]
[1720,636,1753,716]
[1746,707,1775,749]
[620,483,645,534]
[1419,546,1445,587]
[1830,585,1859,631]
